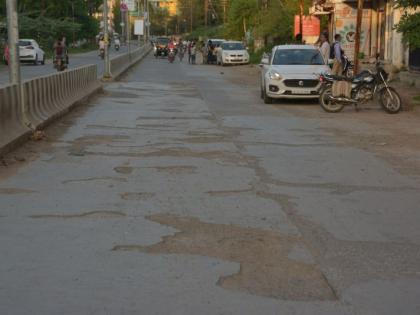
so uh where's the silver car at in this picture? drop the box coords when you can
[260,45,330,103]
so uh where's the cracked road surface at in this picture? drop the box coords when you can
[1,54,420,314]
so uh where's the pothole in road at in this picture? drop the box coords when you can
[112,214,337,301]
[106,92,139,99]
[29,210,126,219]
[120,192,155,200]
[68,135,130,156]
[0,188,37,194]
[114,166,134,174]
[114,165,197,175]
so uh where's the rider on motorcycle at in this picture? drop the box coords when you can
[53,37,67,69]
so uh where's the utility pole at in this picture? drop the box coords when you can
[204,0,208,29]
[127,10,131,56]
[147,0,150,39]
[144,0,148,42]
[222,0,227,24]
[190,0,193,33]
[103,0,111,79]
[138,0,141,44]
[354,0,364,74]
[299,0,304,37]
[6,0,21,85]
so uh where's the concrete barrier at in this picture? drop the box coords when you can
[24,64,100,129]
[0,64,101,155]
[110,43,151,79]
[0,84,30,154]
[1,45,151,155]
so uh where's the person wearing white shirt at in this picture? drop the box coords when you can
[319,33,330,65]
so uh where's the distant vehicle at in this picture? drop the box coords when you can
[207,39,225,48]
[19,39,45,65]
[154,37,170,58]
[2,44,9,65]
[260,45,330,103]
[217,41,249,66]
[204,38,225,64]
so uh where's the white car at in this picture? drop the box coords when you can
[217,41,249,66]
[19,39,45,65]
[260,45,330,103]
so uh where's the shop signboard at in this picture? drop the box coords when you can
[294,16,321,44]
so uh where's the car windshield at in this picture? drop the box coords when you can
[157,38,169,45]
[222,43,244,50]
[19,40,32,47]
[272,49,324,65]
[211,40,224,46]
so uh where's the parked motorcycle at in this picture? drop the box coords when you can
[115,43,120,51]
[319,56,401,114]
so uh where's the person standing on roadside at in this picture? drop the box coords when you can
[188,41,192,64]
[319,33,330,65]
[191,42,196,65]
[331,34,344,75]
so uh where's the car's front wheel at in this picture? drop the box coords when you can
[41,55,45,65]
[33,55,38,65]
[263,87,273,104]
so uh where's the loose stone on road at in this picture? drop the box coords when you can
[1,54,420,315]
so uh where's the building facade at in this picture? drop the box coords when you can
[310,0,412,70]
[150,0,178,16]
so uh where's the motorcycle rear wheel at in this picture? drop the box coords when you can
[319,86,345,113]
[379,86,402,114]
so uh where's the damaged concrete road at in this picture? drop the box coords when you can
[1,55,420,315]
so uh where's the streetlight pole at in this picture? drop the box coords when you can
[103,0,111,78]
[354,0,364,74]
[299,0,303,38]
[144,0,148,43]
[6,0,21,85]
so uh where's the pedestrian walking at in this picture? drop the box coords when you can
[188,41,192,64]
[331,34,344,75]
[191,42,196,65]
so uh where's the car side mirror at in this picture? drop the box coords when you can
[259,56,269,67]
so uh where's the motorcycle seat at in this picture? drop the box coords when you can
[324,74,352,82]
[351,70,372,82]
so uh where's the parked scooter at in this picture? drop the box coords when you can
[319,55,401,114]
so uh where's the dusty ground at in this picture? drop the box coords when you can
[1,54,420,315]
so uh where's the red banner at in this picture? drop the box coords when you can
[294,16,321,37]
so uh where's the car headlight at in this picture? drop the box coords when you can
[223,52,229,57]
[268,70,282,80]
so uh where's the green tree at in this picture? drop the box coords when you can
[395,0,420,49]
[113,0,122,35]
[0,0,102,47]
[226,0,258,39]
